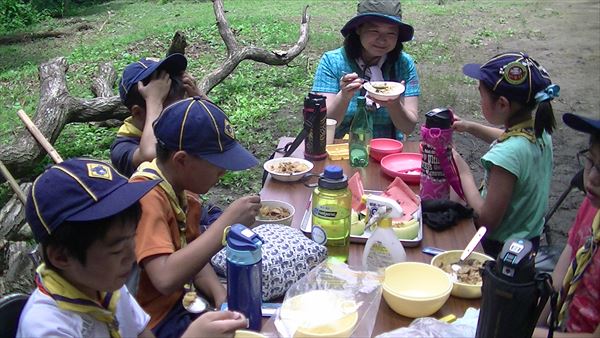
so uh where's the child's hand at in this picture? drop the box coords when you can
[452,149,471,175]
[224,195,261,226]
[451,113,471,133]
[138,70,171,108]
[182,72,208,99]
[183,311,248,338]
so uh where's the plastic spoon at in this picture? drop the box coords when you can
[451,227,487,280]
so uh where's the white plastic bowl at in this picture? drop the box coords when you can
[263,157,313,182]
[254,200,295,226]
[363,81,405,101]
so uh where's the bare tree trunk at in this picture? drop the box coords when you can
[0,0,310,182]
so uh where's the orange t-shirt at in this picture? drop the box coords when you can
[131,177,202,329]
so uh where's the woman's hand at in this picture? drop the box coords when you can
[182,311,248,338]
[339,72,364,99]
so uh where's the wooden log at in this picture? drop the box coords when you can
[0,183,32,242]
[0,160,26,205]
[17,109,63,164]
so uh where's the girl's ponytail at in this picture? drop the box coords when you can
[534,100,556,138]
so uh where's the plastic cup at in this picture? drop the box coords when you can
[326,119,337,145]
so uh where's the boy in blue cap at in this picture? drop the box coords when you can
[130,97,261,338]
[111,53,206,177]
[16,158,248,337]
[452,52,560,258]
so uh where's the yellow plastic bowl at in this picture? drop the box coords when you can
[235,330,267,338]
[280,290,358,338]
[382,262,452,318]
[430,250,494,299]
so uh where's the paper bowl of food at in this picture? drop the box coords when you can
[369,138,403,162]
[430,250,494,299]
[382,262,452,318]
[264,157,314,182]
[254,200,295,226]
[363,81,405,101]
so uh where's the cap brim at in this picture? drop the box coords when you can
[131,53,188,86]
[200,143,259,171]
[67,179,160,222]
[563,113,600,135]
[341,14,414,41]
[462,63,483,80]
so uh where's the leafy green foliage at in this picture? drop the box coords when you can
[0,0,48,32]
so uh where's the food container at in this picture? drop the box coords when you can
[363,81,405,101]
[325,143,349,161]
[254,200,295,226]
[264,157,313,182]
[430,250,494,298]
[369,138,403,162]
[279,290,358,338]
[382,262,452,318]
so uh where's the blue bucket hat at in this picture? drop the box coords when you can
[119,53,187,103]
[563,113,600,136]
[463,51,560,104]
[340,0,414,41]
[153,97,259,171]
[26,158,160,243]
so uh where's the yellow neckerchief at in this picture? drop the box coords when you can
[556,209,600,330]
[497,119,536,143]
[131,159,187,226]
[35,264,121,338]
[116,117,142,138]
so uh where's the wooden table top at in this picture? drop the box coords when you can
[259,137,481,336]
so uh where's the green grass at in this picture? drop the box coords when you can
[0,0,549,206]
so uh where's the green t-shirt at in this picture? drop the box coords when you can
[481,131,553,242]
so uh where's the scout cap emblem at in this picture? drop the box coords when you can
[224,119,235,139]
[502,61,528,85]
[87,163,113,180]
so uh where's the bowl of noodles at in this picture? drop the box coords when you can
[255,200,295,226]
[264,157,314,182]
[363,81,405,101]
[430,250,494,299]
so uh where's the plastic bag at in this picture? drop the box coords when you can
[376,308,479,338]
[273,261,382,338]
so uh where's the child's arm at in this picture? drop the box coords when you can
[452,114,503,144]
[194,264,227,308]
[454,152,516,231]
[141,195,261,295]
[131,71,171,168]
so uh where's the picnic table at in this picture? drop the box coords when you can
[259,137,481,336]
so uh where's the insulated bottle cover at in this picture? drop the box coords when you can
[420,108,465,200]
[303,93,328,161]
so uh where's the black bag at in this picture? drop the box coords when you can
[422,199,474,231]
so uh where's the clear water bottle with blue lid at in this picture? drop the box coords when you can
[226,224,263,330]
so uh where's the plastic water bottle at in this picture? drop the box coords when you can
[311,165,351,263]
[420,108,454,200]
[349,96,372,167]
[226,224,263,330]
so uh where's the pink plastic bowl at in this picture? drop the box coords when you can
[370,138,404,162]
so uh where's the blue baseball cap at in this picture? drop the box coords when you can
[563,113,600,136]
[119,53,187,103]
[341,0,414,41]
[463,52,556,104]
[26,159,160,243]
[153,97,259,171]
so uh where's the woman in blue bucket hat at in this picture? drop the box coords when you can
[311,0,420,141]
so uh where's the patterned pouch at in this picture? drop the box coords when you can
[211,223,328,301]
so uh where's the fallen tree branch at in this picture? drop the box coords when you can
[0,23,93,45]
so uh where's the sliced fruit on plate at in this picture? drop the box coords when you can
[392,218,419,240]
